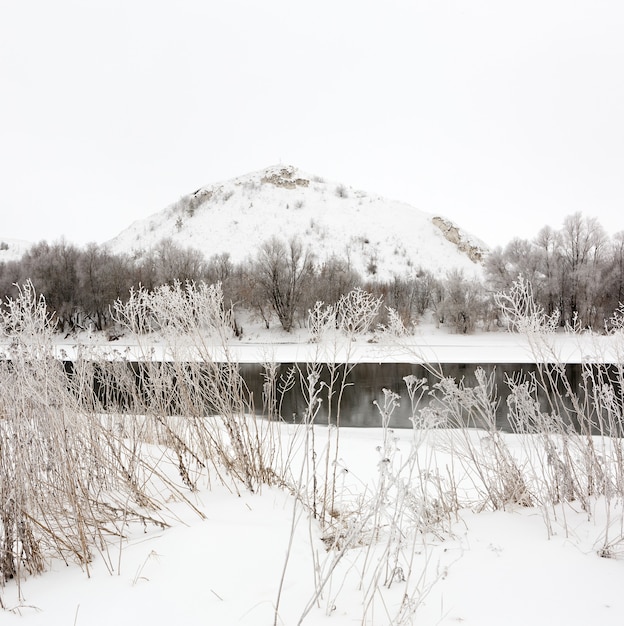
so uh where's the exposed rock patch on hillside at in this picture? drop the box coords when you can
[432,216,485,263]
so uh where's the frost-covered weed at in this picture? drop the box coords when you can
[5,277,624,623]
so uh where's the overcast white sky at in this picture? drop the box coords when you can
[1,0,623,249]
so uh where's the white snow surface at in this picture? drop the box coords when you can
[3,429,623,625]
[106,165,486,281]
[45,318,624,365]
[3,331,624,624]
[0,238,32,262]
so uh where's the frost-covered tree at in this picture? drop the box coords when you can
[558,212,607,327]
[438,269,488,333]
[485,213,618,329]
[533,225,563,316]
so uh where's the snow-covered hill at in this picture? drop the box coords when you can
[107,165,487,280]
[0,237,32,262]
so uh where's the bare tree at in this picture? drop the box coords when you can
[610,232,624,306]
[559,212,607,326]
[485,238,543,293]
[21,240,80,331]
[76,244,134,330]
[306,255,361,313]
[149,238,207,286]
[533,225,563,317]
[253,236,314,332]
[375,270,440,327]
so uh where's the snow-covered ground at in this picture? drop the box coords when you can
[3,325,624,625]
[45,318,624,365]
[2,424,623,625]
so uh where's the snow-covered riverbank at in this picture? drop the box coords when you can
[3,424,624,625]
[34,322,624,364]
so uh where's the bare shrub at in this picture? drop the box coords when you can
[495,277,624,545]
[335,184,348,198]
[111,281,280,492]
[0,283,172,594]
[310,289,383,524]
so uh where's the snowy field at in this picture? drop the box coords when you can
[3,423,624,626]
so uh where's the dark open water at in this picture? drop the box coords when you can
[240,362,602,431]
[63,360,619,432]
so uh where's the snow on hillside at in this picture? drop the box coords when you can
[0,237,31,262]
[107,165,487,281]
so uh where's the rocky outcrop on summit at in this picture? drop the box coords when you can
[261,166,310,189]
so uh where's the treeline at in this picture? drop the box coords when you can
[0,236,491,335]
[485,211,624,329]
[1,211,622,335]
[0,239,208,332]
